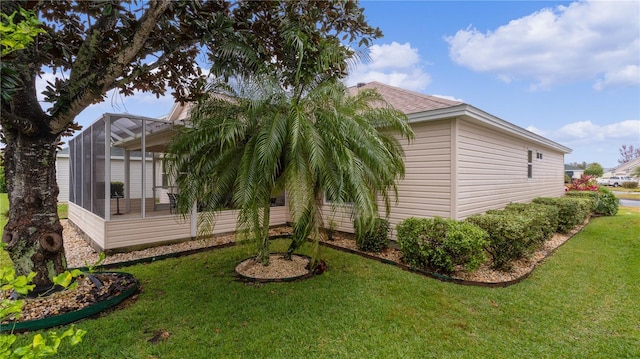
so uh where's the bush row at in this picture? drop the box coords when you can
[346,190,615,274]
[532,196,592,233]
[564,188,620,216]
[395,194,602,273]
[468,203,560,270]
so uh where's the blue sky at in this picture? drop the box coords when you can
[55,0,639,169]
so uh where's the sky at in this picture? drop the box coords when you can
[51,0,640,169]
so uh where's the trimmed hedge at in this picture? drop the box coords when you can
[564,188,619,216]
[502,202,559,242]
[396,217,488,274]
[466,212,540,271]
[622,181,638,189]
[532,197,591,233]
[562,191,598,211]
[355,218,390,253]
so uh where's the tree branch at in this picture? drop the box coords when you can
[48,0,173,134]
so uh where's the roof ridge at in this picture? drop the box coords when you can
[366,81,463,106]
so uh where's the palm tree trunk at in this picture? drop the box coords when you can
[256,203,271,265]
[2,129,67,287]
[285,190,325,260]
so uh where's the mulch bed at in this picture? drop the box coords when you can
[1,272,138,325]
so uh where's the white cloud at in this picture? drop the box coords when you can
[432,94,464,102]
[345,42,431,91]
[593,65,640,91]
[445,0,640,90]
[549,120,640,145]
[540,119,640,167]
[526,125,546,136]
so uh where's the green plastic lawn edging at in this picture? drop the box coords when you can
[319,228,581,288]
[0,272,138,333]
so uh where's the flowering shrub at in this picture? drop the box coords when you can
[567,174,598,191]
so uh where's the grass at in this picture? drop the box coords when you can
[609,186,640,201]
[2,206,636,358]
[617,193,640,200]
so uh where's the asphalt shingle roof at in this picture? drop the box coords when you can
[348,81,463,114]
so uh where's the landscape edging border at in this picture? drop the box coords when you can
[0,272,138,333]
[78,225,582,287]
[320,228,581,288]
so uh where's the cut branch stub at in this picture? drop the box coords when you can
[39,232,63,252]
[2,231,19,248]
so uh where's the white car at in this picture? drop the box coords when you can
[599,176,635,187]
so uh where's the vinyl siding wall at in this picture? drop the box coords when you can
[56,155,70,202]
[386,120,453,234]
[456,119,565,219]
[68,202,106,249]
[321,120,454,235]
[110,157,154,199]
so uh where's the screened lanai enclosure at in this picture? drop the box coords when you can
[67,111,288,252]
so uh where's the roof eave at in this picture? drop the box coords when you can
[407,104,573,154]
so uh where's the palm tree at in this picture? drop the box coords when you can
[164,78,413,266]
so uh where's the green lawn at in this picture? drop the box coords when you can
[611,186,640,200]
[5,206,638,358]
[615,192,640,201]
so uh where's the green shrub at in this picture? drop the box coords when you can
[564,191,598,211]
[564,189,619,216]
[466,213,539,271]
[532,197,591,233]
[502,202,559,242]
[622,181,638,189]
[594,187,619,216]
[354,217,390,253]
[396,217,488,274]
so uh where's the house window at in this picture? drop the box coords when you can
[527,150,533,179]
[537,152,543,159]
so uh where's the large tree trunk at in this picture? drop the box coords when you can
[2,128,66,288]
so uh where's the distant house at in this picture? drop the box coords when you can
[602,157,640,178]
[564,164,584,180]
[67,82,571,251]
[56,148,70,202]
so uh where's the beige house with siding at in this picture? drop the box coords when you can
[67,82,571,251]
[325,82,571,235]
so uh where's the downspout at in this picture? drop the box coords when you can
[450,117,459,220]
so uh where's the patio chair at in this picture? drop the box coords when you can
[168,193,178,214]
